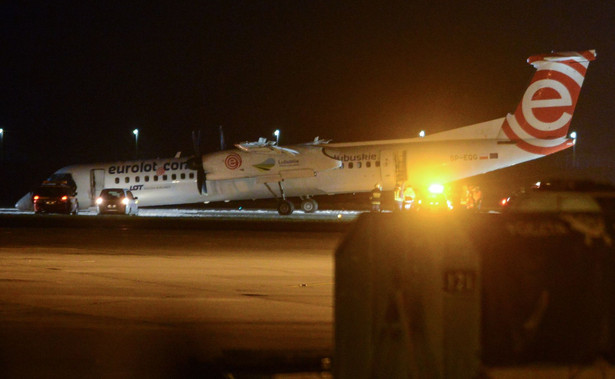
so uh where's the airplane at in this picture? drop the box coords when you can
[15,49,596,215]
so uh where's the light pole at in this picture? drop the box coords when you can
[0,128,3,161]
[133,129,139,159]
[570,131,577,168]
[273,129,280,145]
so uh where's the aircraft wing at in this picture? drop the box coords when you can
[303,136,332,145]
[234,138,299,156]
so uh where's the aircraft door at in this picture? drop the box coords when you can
[90,169,105,205]
[379,150,396,189]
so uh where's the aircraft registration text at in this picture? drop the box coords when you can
[450,154,479,161]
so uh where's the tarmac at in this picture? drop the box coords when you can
[0,211,347,377]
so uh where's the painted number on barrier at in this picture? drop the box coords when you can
[443,270,477,293]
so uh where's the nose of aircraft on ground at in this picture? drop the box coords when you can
[15,192,33,211]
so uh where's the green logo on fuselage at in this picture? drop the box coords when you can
[253,158,275,171]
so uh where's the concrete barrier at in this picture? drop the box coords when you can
[335,212,615,378]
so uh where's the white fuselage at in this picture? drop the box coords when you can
[48,127,557,210]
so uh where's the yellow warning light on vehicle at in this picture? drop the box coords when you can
[428,183,444,194]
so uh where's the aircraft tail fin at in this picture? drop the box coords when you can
[498,50,596,155]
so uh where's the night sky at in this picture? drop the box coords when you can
[2,1,614,206]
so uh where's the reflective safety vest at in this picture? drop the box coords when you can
[394,187,403,202]
[371,189,382,204]
[403,187,416,202]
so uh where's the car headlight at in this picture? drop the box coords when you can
[122,198,129,205]
[96,197,103,205]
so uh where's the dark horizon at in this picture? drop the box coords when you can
[2,2,614,206]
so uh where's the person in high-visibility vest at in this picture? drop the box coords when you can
[472,186,483,211]
[403,185,416,210]
[370,183,382,212]
[460,185,474,210]
[394,184,404,211]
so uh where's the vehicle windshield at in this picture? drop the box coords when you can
[100,190,124,199]
[45,173,77,191]
[34,186,72,197]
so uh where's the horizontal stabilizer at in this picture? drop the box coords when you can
[527,50,596,65]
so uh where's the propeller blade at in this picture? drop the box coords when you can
[219,125,226,150]
[191,129,201,156]
[196,167,207,195]
[189,129,206,194]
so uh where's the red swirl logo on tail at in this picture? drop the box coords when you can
[502,50,595,155]
[225,153,242,170]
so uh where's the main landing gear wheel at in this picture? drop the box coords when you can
[300,198,318,213]
[277,200,295,215]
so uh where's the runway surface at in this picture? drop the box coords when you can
[1,206,362,221]
[0,207,360,234]
[0,213,347,377]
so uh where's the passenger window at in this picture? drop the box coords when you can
[154,175,159,182]
[375,161,380,167]
[145,176,149,182]
[189,172,194,179]
[115,178,120,184]
[163,175,168,181]
[348,162,354,169]
[180,173,186,180]
[357,162,362,168]
[125,177,129,184]
[366,161,371,168]
[172,174,177,180]
[135,176,140,183]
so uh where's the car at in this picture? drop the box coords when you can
[500,179,615,213]
[96,188,139,215]
[32,184,79,215]
[415,192,453,212]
